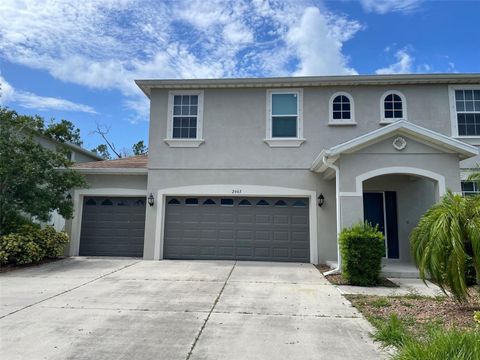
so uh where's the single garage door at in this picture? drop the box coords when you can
[164,196,310,262]
[79,196,146,257]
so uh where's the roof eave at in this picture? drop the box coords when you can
[73,168,148,175]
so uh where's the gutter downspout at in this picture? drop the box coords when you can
[322,155,342,276]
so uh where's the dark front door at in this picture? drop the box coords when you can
[363,192,399,259]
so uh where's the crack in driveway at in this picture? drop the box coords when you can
[0,260,140,320]
[185,261,237,360]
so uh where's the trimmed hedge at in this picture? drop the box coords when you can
[340,222,385,286]
[0,225,69,266]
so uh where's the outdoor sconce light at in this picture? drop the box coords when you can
[318,193,325,207]
[147,193,155,207]
[66,193,72,201]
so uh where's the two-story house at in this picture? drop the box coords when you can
[68,74,480,276]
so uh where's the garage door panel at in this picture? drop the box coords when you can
[164,197,310,262]
[79,197,146,257]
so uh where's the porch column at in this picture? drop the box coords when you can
[339,194,364,229]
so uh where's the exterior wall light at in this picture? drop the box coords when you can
[147,193,155,207]
[66,193,72,201]
[318,193,325,207]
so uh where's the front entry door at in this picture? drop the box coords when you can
[363,192,399,259]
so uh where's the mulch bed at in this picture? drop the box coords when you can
[346,288,480,332]
[315,264,399,288]
[0,257,66,273]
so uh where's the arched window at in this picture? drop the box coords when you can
[238,199,252,206]
[256,199,270,206]
[329,92,355,124]
[167,198,181,205]
[203,198,216,205]
[381,91,406,122]
[101,199,113,206]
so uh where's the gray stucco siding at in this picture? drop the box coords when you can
[148,84,457,171]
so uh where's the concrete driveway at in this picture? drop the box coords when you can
[0,258,382,359]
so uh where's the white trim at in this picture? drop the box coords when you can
[70,188,147,257]
[265,88,304,145]
[448,84,480,138]
[153,184,318,264]
[310,120,479,173]
[329,91,356,125]
[346,167,446,197]
[380,90,407,123]
[263,138,305,147]
[166,90,204,147]
[164,139,205,147]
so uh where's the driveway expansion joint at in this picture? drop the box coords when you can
[0,260,140,320]
[185,261,237,360]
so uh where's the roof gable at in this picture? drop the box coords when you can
[311,121,479,172]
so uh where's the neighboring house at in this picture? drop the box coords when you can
[68,74,480,275]
[32,132,102,231]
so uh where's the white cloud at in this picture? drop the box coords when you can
[0,0,362,118]
[287,7,360,76]
[376,49,413,74]
[0,75,96,113]
[360,0,423,14]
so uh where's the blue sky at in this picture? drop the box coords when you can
[1,0,479,152]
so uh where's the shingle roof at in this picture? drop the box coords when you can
[72,154,148,169]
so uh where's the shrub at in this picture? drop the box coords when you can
[340,222,385,286]
[410,191,480,301]
[0,225,69,266]
[38,226,69,258]
[395,328,480,360]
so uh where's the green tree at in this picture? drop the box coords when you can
[44,119,83,145]
[410,191,480,301]
[132,140,148,155]
[0,108,87,235]
[90,144,112,160]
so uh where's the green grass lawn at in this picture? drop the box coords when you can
[346,291,480,360]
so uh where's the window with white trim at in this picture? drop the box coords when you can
[381,91,406,122]
[266,89,303,142]
[453,89,480,136]
[166,90,204,147]
[329,92,355,124]
[271,92,298,137]
[461,180,480,196]
[172,95,198,139]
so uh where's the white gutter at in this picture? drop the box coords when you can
[322,156,342,276]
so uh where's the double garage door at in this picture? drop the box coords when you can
[79,196,310,262]
[163,197,310,262]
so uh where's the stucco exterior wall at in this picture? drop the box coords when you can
[144,169,337,263]
[148,84,457,170]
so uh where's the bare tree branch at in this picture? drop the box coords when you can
[90,123,122,158]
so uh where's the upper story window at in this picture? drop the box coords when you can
[381,91,407,123]
[165,90,204,147]
[329,92,355,125]
[265,89,304,148]
[450,86,480,137]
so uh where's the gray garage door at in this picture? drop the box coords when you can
[79,196,146,257]
[164,197,310,262]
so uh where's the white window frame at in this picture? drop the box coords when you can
[265,88,305,147]
[165,90,205,147]
[328,91,356,125]
[380,90,407,124]
[449,85,480,143]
